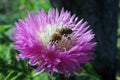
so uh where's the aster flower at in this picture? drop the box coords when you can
[11,8,96,75]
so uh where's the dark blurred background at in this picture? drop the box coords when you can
[0,0,120,80]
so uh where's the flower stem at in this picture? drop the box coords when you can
[4,70,14,80]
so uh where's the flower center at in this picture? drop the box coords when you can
[37,24,75,51]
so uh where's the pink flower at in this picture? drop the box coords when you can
[11,8,96,75]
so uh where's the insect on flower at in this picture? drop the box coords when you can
[50,28,73,44]
[11,8,96,75]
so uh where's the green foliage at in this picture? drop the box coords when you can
[76,63,101,80]
[117,77,120,80]
[0,0,51,24]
